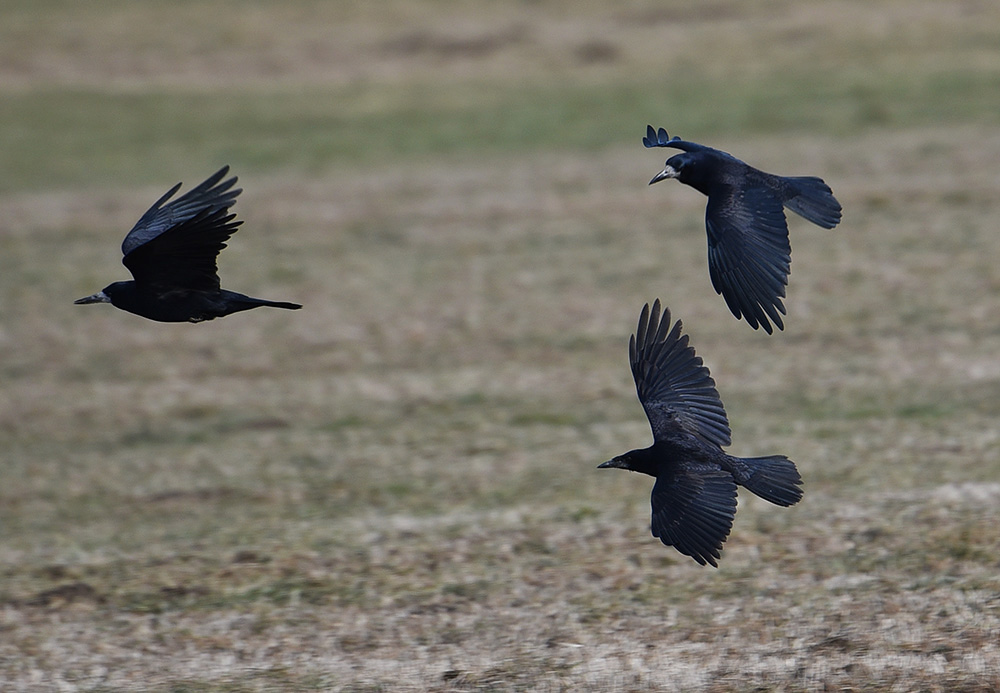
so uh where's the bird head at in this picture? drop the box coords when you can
[598,448,656,476]
[74,281,129,307]
[649,152,695,185]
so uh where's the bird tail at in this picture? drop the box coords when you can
[221,291,302,314]
[782,176,842,229]
[730,455,803,507]
[251,299,302,311]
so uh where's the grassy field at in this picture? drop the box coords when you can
[2,0,1000,690]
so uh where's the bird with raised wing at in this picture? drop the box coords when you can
[599,300,803,566]
[643,125,841,333]
[74,166,301,322]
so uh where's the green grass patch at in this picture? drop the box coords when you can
[4,63,1000,193]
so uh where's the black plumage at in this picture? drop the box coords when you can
[74,166,301,322]
[643,125,842,333]
[599,300,803,567]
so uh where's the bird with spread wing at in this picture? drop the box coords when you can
[75,166,301,322]
[599,300,803,566]
[643,125,841,333]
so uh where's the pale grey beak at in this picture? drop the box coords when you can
[74,291,110,305]
[598,457,627,470]
[649,165,679,185]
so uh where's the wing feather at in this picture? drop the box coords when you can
[123,208,242,293]
[642,125,711,153]
[122,166,241,256]
[650,464,737,567]
[705,185,791,334]
[630,300,731,447]
[120,167,243,293]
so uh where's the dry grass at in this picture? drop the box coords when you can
[2,1,1000,690]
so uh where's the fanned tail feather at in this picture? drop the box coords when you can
[783,176,842,229]
[734,455,803,507]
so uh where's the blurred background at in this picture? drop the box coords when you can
[1,0,998,689]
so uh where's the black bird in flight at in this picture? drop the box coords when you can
[599,300,802,566]
[74,166,301,322]
[643,125,842,333]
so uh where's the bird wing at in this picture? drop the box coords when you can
[123,207,243,293]
[705,184,792,334]
[642,125,710,153]
[121,167,243,293]
[630,300,732,448]
[650,462,737,567]
[121,166,241,257]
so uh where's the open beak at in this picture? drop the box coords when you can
[648,164,679,185]
[74,291,110,305]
